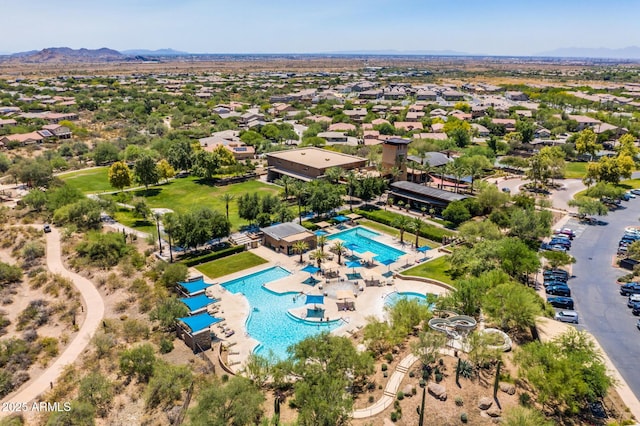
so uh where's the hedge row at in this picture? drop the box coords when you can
[180,245,245,267]
[354,208,454,242]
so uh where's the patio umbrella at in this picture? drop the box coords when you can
[417,245,431,253]
[380,258,395,277]
[346,260,363,273]
[334,215,349,223]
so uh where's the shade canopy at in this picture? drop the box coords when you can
[301,264,321,274]
[346,213,362,220]
[316,221,331,228]
[380,258,395,266]
[302,276,321,286]
[333,215,349,222]
[336,290,355,300]
[178,277,213,296]
[178,312,223,334]
[179,294,217,313]
[305,294,325,305]
[346,260,362,269]
[417,245,432,252]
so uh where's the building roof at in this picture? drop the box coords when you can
[267,147,366,170]
[384,137,412,145]
[262,222,312,240]
[390,181,469,204]
[407,152,452,168]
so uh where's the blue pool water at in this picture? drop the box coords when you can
[222,266,339,359]
[327,226,405,262]
[384,291,435,307]
[315,230,329,236]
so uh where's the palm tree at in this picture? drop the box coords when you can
[275,175,294,201]
[293,240,309,264]
[310,249,328,269]
[393,215,410,244]
[291,181,308,225]
[331,241,346,265]
[452,163,468,194]
[220,193,235,221]
[324,166,343,184]
[410,217,423,248]
[317,235,327,253]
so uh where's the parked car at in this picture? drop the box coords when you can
[555,310,579,324]
[630,189,640,196]
[629,294,640,307]
[632,304,640,316]
[548,245,568,253]
[620,282,640,296]
[547,285,571,297]
[622,193,631,201]
[544,279,568,288]
[543,269,569,280]
[637,318,640,330]
[43,224,51,233]
[501,187,511,193]
[554,228,576,239]
[626,191,636,199]
[549,238,571,247]
[547,296,574,309]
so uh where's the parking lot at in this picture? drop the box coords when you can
[567,199,640,400]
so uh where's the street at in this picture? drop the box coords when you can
[568,198,640,400]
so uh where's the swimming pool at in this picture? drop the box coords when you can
[384,291,436,307]
[222,266,339,359]
[327,226,405,262]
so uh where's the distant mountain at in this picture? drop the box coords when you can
[328,49,472,56]
[536,46,640,59]
[2,47,125,64]
[121,48,189,56]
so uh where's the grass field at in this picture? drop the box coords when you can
[113,209,156,236]
[59,167,113,193]
[401,255,454,285]
[61,169,283,231]
[564,162,587,179]
[195,252,268,279]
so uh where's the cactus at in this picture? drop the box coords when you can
[493,360,501,400]
[455,358,461,388]
[274,394,281,424]
[416,386,426,426]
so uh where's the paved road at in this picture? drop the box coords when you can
[1,226,105,413]
[568,199,640,401]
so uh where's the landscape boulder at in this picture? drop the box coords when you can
[402,385,413,396]
[487,406,502,417]
[499,382,516,395]
[427,383,447,401]
[478,397,493,410]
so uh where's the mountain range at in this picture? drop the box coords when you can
[121,48,188,56]
[536,46,640,59]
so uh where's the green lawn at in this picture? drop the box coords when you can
[59,167,113,193]
[359,219,441,248]
[195,252,268,279]
[564,162,587,179]
[113,209,156,236]
[401,255,454,285]
[618,179,640,190]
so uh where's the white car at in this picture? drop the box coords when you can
[555,310,579,324]
[629,294,640,307]
[626,191,637,199]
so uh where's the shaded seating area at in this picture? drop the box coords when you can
[337,301,356,311]
[324,269,340,279]
[179,294,219,315]
[177,276,215,297]
[346,272,363,280]
[304,294,325,319]
[176,312,224,353]
[364,278,382,287]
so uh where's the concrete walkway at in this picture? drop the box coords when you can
[352,354,419,419]
[0,226,105,413]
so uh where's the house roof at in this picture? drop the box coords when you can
[267,147,366,170]
[261,222,312,240]
[384,137,412,145]
[407,152,453,168]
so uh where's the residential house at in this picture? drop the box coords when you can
[0,131,44,146]
[567,115,601,131]
[317,131,349,143]
[505,91,529,101]
[491,118,517,132]
[414,133,448,141]
[394,122,423,132]
[199,131,255,161]
[329,123,356,132]
[431,123,445,133]
[266,147,367,182]
[405,111,425,122]
[343,108,368,122]
[0,119,17,129]
[441,90,465,101]
[471,123,490,137]
[416,89,437,101]
[42,124,72,139]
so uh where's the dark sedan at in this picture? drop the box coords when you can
[546,285,571,297]
[620,282,640,296]
[547,296,574,310]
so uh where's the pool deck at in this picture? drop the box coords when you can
[196,225,451,373]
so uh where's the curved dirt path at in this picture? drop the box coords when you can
[1,226,105,409]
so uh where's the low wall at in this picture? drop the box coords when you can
[393,273,456,292]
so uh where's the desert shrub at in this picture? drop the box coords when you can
[145,361,193,409]
[159,263,188,288]
[396,391,404,400]
[38,337,59,359]
[21,241,45,263]
[78,372,113,417]
[381,364,388,372]
[17,300,50,330]
[457,359,474,379]
[119,344,156,382]
[159,338,174,354]
[455,396,464,406]
[75,231,130,267]
[46,400,95,426]
[92,331,115,359]
[0,262,22,285]
[121,318,149,343]
[150,298,188,331]
[461,412,468,423]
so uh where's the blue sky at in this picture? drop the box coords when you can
[2,0,639,55]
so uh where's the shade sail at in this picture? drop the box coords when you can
[301,264,320,274]
[380,258,395,266]
[336,290,355,300]
[178,312,223,334]
[417,245,432,252]
[179,294,217,313]
[346,260,362,269]
[178,277,213,295]
[305,294,325,305]
[334,215,349,222]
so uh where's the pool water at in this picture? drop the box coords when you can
[327,226,405,262]
[222,266,339,359]
[385,291,435,307]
